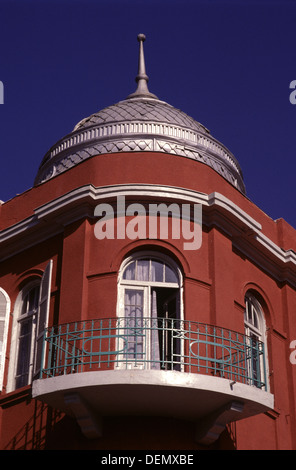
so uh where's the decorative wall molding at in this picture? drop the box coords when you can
[1,183,296,286]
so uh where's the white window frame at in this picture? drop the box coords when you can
[0,288,11,390]
[33,260,53,379]
[117,285,148,369]
[244,293,268,389]
[116,251,183,370]
[6,260,53,392]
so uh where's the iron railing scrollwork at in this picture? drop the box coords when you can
[39,317,267,390]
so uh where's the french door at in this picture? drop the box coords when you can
[121,286,147,368]
[118,284,181,370]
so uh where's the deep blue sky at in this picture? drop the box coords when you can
[1,0,296,230]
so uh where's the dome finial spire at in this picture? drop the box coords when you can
[127,33,158,99]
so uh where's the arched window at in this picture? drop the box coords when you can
[7,260,53,391]
[117,253,182,371]
[244,293,267,388]
[0,288,10,390]
[15,283,40,389]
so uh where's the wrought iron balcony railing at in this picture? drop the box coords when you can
[39,317,267,390]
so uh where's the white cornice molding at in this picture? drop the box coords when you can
[207,192,262,232]
[35,120,245,193]
[0,184,296,284]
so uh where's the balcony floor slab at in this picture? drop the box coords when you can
[32,369,274,424]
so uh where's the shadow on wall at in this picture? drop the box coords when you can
[3,401,237,450]
[3,401,63,450]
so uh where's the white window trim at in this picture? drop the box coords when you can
[6,260,53,392]
[6,279,40,392]
[0,288,11,391]
[244,293,269,390]
[118,251,183,288]
[117,285,148,369]
[116,251,184,371]
[33,260,53,379]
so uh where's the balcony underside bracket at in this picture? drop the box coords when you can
[64,392,103,439]
[195,400,244,446]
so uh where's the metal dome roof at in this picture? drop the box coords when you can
[73,97,209,135]
[34,34,245,194]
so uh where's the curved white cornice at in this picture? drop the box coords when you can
[1,183,296,285]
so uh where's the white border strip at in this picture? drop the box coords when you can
[1,183,296,270]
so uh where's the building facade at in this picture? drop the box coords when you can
[0,34,296,451]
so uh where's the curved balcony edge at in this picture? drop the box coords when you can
[32,369,274,443]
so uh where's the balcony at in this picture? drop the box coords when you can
[32,317,274,444]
